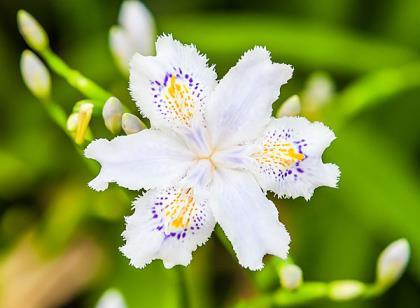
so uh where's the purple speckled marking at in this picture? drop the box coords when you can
[150,187,209,242]
[258,128,309,182]
[149,66,207,125]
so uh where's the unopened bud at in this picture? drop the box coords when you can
[119,1,155,56]
[328,280,365,301]
[279,264,303,290]
[276,95,301,117]
[20,50,51,99]
[302,72,335,112]
[122,113,145,135]
[377,239,410,288]
[96,288,126,308]
[109,26,133,75]
[66,113,79,132]
[75,102,94,144]
[17,10,49,51]
[103,97,124,134]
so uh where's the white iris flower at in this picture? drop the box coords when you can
[85,35,340,270]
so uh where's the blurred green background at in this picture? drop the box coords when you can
[0,0,419,307]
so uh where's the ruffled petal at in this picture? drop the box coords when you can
[206,47,293,148]
[120,186,215,268]
[209,169,290,270]
[129,35,217,129]
[250,117,340,200]
[84,129,194,191]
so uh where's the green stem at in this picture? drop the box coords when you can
[40,97,98,173]
[176,267,191,308]
[41,97,68,132]
[39,48,113,107]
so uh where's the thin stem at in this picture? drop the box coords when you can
[39,48,116,108]
[41,97,68,132]
[175,267,191,308]
[40,97,98,173]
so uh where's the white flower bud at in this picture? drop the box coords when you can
[109,26,134,75]
[279,264,303,290]
[96,288,126,308]
[17,10,49,51]
[122,113,145,135]
[20,50,51,99]
[66,113,79,132]
[276,95,301,117]
[75,102,94,144]
[377,239,410,287]
[302,72,334,112]
[119,1,155,56]
[103,97,124,134]
[328,280,365,301]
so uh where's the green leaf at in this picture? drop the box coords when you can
[331,62,420,126]
[159,14,417,75]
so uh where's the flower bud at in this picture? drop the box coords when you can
[328,280,365,301]
[17,10,49,51]
[276,95,301,117]
[20,50,51,99]
[66,113,79,133]
[302,72,334,113]
[119,1,155,56]
[279,264,303,290]
[376,238,410,287]
[109,26,133,75]
[96,288,126,308]
[75,102,94,144]
[103,97,124,134]
[122,113,145,135]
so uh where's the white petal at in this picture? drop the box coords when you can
[84,129,194,191]
[206,47,293,148]
[129,35,217,129]
[120,186,215,268]
[119,0,155,56]
[181,159,213,189]
[250,117,340,200]
[209,169,290,270]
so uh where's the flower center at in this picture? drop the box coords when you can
[197,151,217,170]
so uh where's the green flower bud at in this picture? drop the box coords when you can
[20,50,51,99]
[328,280,365,301]
[103,97,124,134]
[122,113,145,135]
[66,113,79,133]
[17,10,49,51]
[96,288,126,308]
[276,95,301,117]
[279,264,303,290]
[302,72,334,113]
[377,239,410,288]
